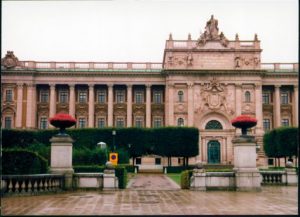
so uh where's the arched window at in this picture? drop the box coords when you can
[178,91,184,102]
[205,120,223,129]
[245,91,251,102]
[177,118,184,126]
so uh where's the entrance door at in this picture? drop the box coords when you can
[207,140,220,164]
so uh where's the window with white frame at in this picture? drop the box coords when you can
[281,119,289,127]
[39,117,48,129]
[177,118,184,126]
[116,117,125,128]
[97,90,106,104]
[280,92,289,104]
[153,117,162,128]
[263,119,271,131]
[78,91,87,103]
[116,90,125,103]
[98,117,106,128]
[40,90,49,103]
[245,91,251,102]
[178,91,184,102]
[135,91,144,104]
[5,89,13,102]
[135,116,144,128]
[262,92,270,104]
[153,91,162,104]
[4,117,12,129]
[59,90,69,103]
[78,118,86,128]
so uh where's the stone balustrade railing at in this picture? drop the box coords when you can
[260,171,286,185]
[261,63,298,72]
[1,174,64,196]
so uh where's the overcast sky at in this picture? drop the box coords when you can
[1,0,298,63]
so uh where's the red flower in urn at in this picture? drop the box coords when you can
[49,113,76,136]
[231,115,257,136]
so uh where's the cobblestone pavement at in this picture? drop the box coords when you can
[1,175,298,215]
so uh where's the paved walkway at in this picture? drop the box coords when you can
[1,174,298,215]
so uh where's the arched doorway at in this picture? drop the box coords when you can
[207,140,221,164]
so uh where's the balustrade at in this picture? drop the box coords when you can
[260,171,285,185]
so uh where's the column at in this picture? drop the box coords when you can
[146,84,151,127]
[16,83,23,128]
[168,84,174,126]
[127,85,132,127]
[26,84,34,128]
[293,85,298,126]
[107,84,113,127]
[88,84,95,128]
[69,84,75,118]
[274,85,281,128]
[49,84,56,118]
[255,83,263,135]
[164,84,169,126]
[187,82,194,126]
[235,84,242,116]
[31,84,37,128]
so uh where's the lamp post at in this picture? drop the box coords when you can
[112,130,116,151]
[128,143,133,165]
[97,141,108,163]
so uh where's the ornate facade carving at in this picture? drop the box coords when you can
[234,56,260,69]
[1,51,19,69]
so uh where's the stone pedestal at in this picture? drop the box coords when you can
[50,135,74,190]
[103,169,118,190]
[232,135,261,191]
[286,168,298,186]
[190,169,206,191]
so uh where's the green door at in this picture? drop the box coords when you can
[207,140,220,164]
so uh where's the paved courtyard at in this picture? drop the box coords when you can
[1,174,298,215]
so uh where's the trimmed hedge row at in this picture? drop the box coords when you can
[180,170,193,189]
[2,149,48,175]
[164,166,195,173]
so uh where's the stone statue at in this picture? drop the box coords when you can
[206,15,219,40]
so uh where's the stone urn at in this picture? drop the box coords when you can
[231,115,257,136]
[49,113,76,136]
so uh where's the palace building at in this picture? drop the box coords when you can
[1,16,298,166]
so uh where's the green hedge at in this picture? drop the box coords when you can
[73,165,105,173]
[2,149,48,175]
[115,166,127,189]
[73,147,107,165]
[180,170,193,189]
[164,166,195,173]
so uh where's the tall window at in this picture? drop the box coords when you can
[205,120,223,129]
[245,91,251,102]
[116,90,125,103]
[116,117,125,128]
[79,91,87,103]
[98,90,106,104]
[59,90,68,103]
[153,91,162,104]
[40,117,48,129]
[98,118,106,128]
[5,89,13,102]
[135,117,144,128]
[262,92,270,104]
[40,90,49,103]
[4,117,12,129]
[153,117,162,128]
[135,91,144,104]
[178,91,184,102]
[280,92,289,104]
[78,118,86,128]
[177,118,184,126]
[281,119,289,127]
[263,119,271,131]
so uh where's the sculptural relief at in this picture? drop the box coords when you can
[1,51,19,69]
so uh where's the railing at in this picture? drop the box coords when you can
[260,171,285,185]
[1,174,64,196]
[261,63,298,72]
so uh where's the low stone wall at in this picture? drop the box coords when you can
[73,173,103,189]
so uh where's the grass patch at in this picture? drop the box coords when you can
[259,167,286,171]
[167,173,181,186]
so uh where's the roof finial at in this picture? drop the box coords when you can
[235,33,239,41]
[188,33,191,40]
[169,33,173,40]
[254,33,258,41]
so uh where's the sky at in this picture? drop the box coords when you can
[1,0,299,63]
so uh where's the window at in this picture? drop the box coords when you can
[78,118,86,128]
[262,92,270,104]
[268,159,274,166]
[5,89,13,102]
[178,91,184,102]
[39,117,48,129]
[135,91,144,104]
[116,90,125,103]
[205,120,223,129]
[59,90,68,103]
[281,119,289,127]
[280,92,289,104]
[4,117,12,129]
[177,118,184,127]
[136,158,141,165]
[245,91,251,102]
[153,117,162,128]
[98,118,106,128]
[155,158,161,165]
[40,90,49,103]
[98,90,106,104]
[116,117,125,128]
[79,91,87,103]
[153,91,162,104]
[263,119,271,131]
[135,117,144,128]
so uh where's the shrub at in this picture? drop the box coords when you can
[73,165,105,173]
[115,166,127,189]
[116,149,129,164]
[2,149,48,175]
[164,166,195,173]
[180,169,193,189]
[118,164,137,173]
[73,147,107,165]
[26,143,51,164]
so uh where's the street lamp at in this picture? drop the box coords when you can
[97,141,108,163]
[112,130,116,151]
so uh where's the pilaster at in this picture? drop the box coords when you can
[274,85,281,128]
[88,84,95,128]
[107,84,113,127]
[146,84,151,127]
[127,85,132,127]
[16,83,23,128]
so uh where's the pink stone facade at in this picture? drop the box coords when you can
[1,16,298,166]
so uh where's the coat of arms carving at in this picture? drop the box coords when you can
[1,51,19,69]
